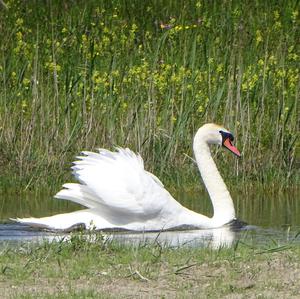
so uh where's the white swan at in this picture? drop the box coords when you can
[14,123,241,231]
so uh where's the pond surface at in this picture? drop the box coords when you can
[0,187,299,248]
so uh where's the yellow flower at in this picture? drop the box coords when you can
[21,100,27,113]
[197,105,204,113]
[82,34,88,43]
[288,53,298,61]
[16,31,23,40]
[22,78,30,86]
[258,59,264,67]
[46,62,61,72]
[208,58,214,65]
[274,10,280,20]
[277,69,286,78]
[292,10,299,23]
[111,70,119,77]
[174,25,183,31]
[274,21,282,30]
[256,30,263,45]
[16,18,24,27]
[217,64,223,73]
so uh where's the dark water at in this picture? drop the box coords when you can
[0,188,299,248]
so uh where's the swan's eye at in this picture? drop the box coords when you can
[219,130,234,142]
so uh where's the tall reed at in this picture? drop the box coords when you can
[0,0,298,192]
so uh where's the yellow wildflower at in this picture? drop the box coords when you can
[16,31,23,40]
[274,10,280,20]
[208,58,214,65]
[256,30,263,45]
[16,18,24,27]
[292,10,298,23]
[217,64,223,73]
[258,59,264,67]
[21,100,27,113]
[196,2,201,8]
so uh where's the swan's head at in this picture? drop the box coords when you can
[194,123,241,157]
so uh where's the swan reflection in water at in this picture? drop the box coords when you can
[106,225,238,249]
[1,221,245,250]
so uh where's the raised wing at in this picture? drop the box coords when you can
[55,148,183,219]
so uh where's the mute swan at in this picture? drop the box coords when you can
[14,123,241,231]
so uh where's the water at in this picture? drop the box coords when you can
[0,188,299,248]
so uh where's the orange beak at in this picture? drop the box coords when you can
[223,138,241,157]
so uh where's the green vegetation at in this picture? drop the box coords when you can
[0,1,299,192]
[1,3,299,297]
[1,232,300,298]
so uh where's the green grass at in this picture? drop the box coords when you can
[1,232,300,298]
[0,0,299,192]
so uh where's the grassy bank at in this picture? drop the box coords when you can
[1,233,300,298]
[0,1,299,191]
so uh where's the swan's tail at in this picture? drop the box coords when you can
[13,182,106,230]
[12,209,114,231]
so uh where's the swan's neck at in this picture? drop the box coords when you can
[194,141,235,225]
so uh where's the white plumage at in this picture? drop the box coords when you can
[14,123,241,231]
